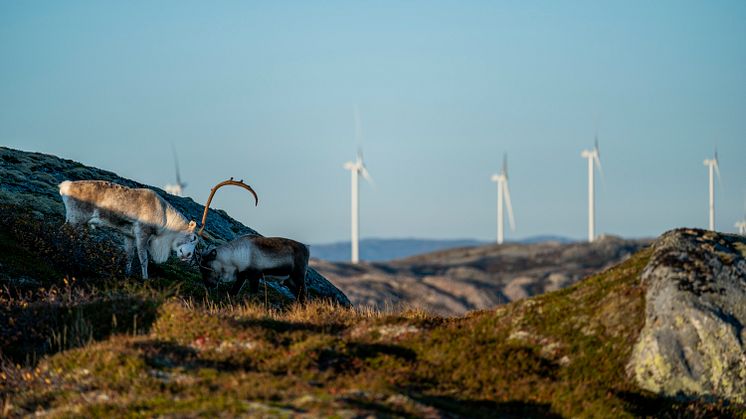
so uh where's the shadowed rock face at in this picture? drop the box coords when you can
[0,146,350,307]
[628,228,746,402]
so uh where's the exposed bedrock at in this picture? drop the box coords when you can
[628,228,746,402]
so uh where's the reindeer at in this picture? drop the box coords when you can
[196,180,308,302]
[58,180,202,279]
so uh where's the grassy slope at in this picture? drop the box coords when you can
[4,246,743,418]
[3,150,738,417]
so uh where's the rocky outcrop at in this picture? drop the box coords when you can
[0,146,351,306]
[628,228,746,402]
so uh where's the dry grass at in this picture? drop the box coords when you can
[3,248,744,418]
[0,202,744,417]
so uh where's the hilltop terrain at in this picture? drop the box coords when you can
[312,236,651,315]
[3,229,745,417]
[1,147,745,417]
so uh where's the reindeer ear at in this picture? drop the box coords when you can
[188,220,197,231]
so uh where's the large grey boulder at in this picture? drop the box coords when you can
[0,146,351,307]
[628,228,746,402]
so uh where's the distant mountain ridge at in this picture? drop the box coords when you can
[312,235,651,315]
[311,236,575,262]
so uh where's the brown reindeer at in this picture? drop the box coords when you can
[196,179,308,302]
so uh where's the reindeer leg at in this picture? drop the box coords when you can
[248,271,260,295]
[231,270,249,295]
[287,268,307,303]
[231,269,260,295]
[123,237,136,276]
[295,269,308,303]
[134,225,150,279]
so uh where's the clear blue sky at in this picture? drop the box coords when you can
[2,1,745,243]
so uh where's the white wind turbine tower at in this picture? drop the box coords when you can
[343,151,373,264]
[490,154,515,244]
[343,108,373,264]
[703,150,720,231]
[164,145,187,197]
[580,137,603,242]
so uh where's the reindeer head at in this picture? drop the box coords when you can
[173,220,199,261]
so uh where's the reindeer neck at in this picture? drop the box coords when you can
[163,204,190,232]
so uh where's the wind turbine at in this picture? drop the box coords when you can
[164,145,187,197]
[703,151,721,231]
[343,150,373,264]
[490,154,515,244]
[735,197,746,236]
[580,137,603,242]
[343,107,373,264]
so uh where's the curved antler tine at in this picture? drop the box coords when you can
[198,178,260,237]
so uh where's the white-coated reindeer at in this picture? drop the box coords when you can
[58,180,208,279]
[195,180,308,302]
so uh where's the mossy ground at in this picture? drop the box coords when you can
[0,205,744,417]
[3,237,744,417]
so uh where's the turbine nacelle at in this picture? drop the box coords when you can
[343,161,358,171]
[580,149,596,158]
[490,173,506,183]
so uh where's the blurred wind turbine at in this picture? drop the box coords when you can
[736,221,746,235]
[735,197,746,235]
[580,136,602,242]
[343,107,373,264]
[703,150,720,231]
[490,154,515,244]
[164,145,187,197]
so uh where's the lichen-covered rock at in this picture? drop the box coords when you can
[0,146,351,307]
[627,228,746,402]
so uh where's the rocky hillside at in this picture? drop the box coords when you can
[2,146,745,416]
[3,228,744,417]
[312,236,650,315]
[0,146,350,306]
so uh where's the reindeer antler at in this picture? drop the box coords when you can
[198,177,259,237]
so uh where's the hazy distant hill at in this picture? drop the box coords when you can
[311,236,575,262]
[312,235,650,315]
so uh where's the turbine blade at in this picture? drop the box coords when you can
[354,105,362,147]
[171,144,182,185]
[594,135,600,159]
[360,166,375,187]
[503,180,516,231]
[595,154,605,187]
